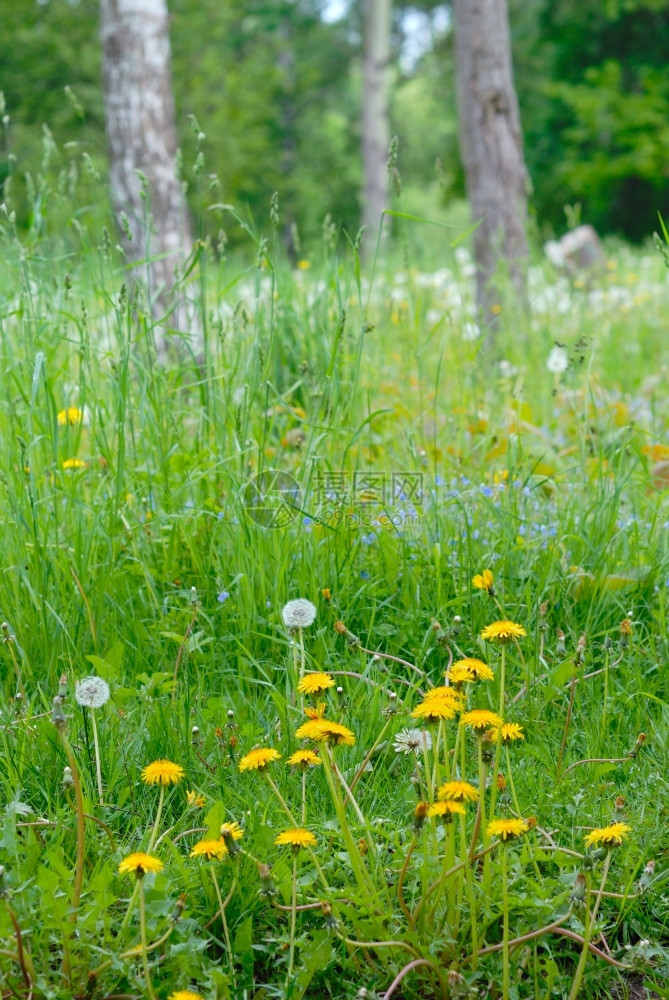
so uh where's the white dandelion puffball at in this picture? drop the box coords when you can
[393,728,433,756]
[75,676,110,709]
[281,598,317,630]
[546,345,569,374]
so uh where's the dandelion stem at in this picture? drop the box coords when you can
[320,748,377,907]
[460,812,478,967]
[147,785,165,852]
[211,866,237,991]
[59,732,85,932]
[91,710,104,804]
[138,881,158,1000]
[346,715,393,799]
[568,853,612,1000]
[502,848,510,1000]
[287,856,298,987]
[265,774,299,826]
[397,837,416,930]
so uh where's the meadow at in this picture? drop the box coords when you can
[0,183,668,1000]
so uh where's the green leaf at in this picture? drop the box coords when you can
[291,929,334,1000]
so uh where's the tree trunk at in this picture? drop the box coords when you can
[100,0,194,362]
[362,0,392,258]
[453,0,529,320]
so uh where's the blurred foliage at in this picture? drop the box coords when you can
[518,0,669,239]
[1,0,668,247]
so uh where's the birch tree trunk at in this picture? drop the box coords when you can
[453,0,529,320]
[362,0,392,257]
[100,0,194,362]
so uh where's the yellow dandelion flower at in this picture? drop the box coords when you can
[190,838,227,861]
[294,719,356,746]
[57,407,84,426]
[411,698,458,724]
[480,620,526,643]
[168,991,204,1000]
[460,709,504,732]
[422,685,462,703]
[239,747,281,772]
[437,780,479,803]
[219,821,244,841]
[449,658,494,682]
[304,702,326,719]
[486,817,530,841]
[141,759,185,786]
[297,672,335,696]
[446,663,476,684]
[287,749,322,769]
[186,790,206,808]
[118,852,163,876]
[472,569,494,593]
[584,823,631,849]
[62,457,87,470]
[275,827,318,849]
[428,800,466,820]
[490,722,525,744]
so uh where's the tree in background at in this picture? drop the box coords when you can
[100,0,194,360]
[361,0,392,257]
[519,0,669,240]
[453,0,529,317]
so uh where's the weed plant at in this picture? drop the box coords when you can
[0,130,667,1000]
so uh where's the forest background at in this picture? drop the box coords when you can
[2,0,669,252]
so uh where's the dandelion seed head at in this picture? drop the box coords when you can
[282,598,317,630]
[74,675,110,709]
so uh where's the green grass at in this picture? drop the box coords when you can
[0,162,668,1000]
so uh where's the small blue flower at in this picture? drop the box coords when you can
[360,570,370,579]
[217,590,230,604]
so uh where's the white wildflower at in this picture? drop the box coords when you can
[462,322,481,341]
[393,728,433,756]
[74,676,110,709]
[281,598,317,630]
[546,345,569,374]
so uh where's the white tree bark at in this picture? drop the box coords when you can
[362,0,392,257]
[100,0,194,361]
[453,0,529,319]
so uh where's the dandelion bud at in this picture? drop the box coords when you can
[0,866,6,898]
[191,725,200,746]
[570,872,587,905]
[190,586,198,605]
[257,863,277,897]
[336,686,343,695]
[638,859,655,893]
[497,773,507,792]
[555,628,566,655]
[51,695,67,729]
[539,601,549,619]
[227,709,234,719]
[333,620,360,646]
[168,893,186,924]
[526,816,537,830]
[575,634,587,664]
[619,618,632,646]
[447,970,465,989]
[63,766,74,788]
[357,838,368,856]
[628,733,646,758]
[413,801,429,833]
[604,635,613,650]
[321,900,339,933]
